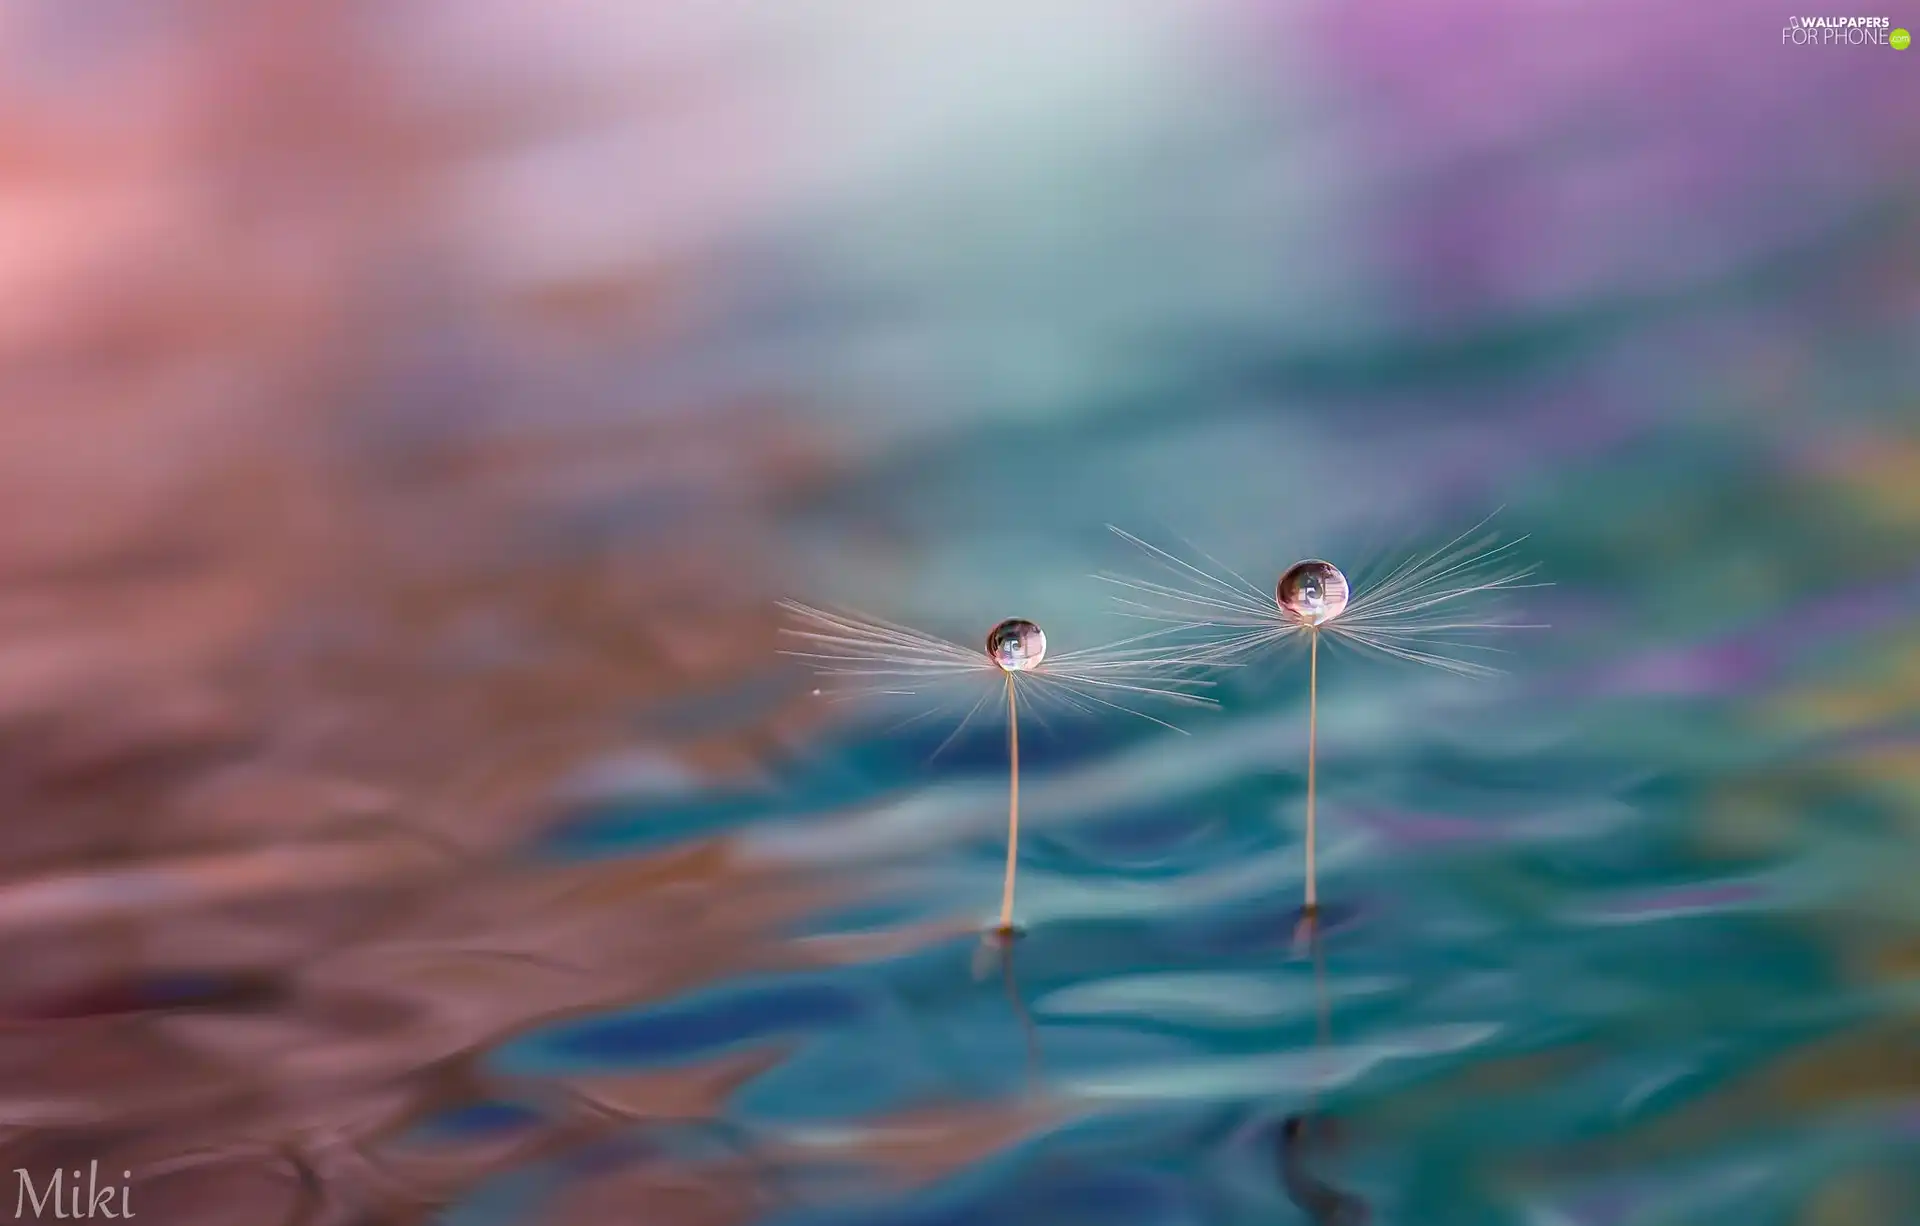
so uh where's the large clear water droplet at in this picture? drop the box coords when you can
[986,618,1047,671]
[1277,560,1350,626]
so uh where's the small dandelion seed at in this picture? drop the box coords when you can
[778,598,1214,933]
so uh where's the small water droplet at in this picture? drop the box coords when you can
[1277,561,1350,626]
[986,619,1047,671]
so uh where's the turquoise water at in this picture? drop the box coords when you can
[414,224,1919,1223]
[346,10,1920,1221]
[4,4,1917,1223]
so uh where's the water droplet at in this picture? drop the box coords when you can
[986,618,1047,671]
[1277,560,1349,626]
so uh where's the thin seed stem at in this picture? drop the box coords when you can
[1305,628,1319,915]
[998,674,1020,933]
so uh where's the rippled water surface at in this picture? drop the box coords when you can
[3,3,1919,1225]
[458,433,1920,1226]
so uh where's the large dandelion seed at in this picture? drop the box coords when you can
[1098,512,1547,920]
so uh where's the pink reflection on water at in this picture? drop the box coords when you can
[1261,0,1920,321]
[1606,643,1769,698]
[1587,880,1769,921]
[1352,809,1490,847]
[1585,570,1920,698]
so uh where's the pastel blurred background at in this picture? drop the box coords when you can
[2,2,1918,1223]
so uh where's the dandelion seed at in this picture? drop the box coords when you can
[1099,511,1547,922]
[779,599,1215,935]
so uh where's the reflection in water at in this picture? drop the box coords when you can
[1280,921,1373,1226]
[1280,1115,1369,1226]
[974,931,1043,1088]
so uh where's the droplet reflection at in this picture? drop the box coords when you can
[1277,561,1350,626]
[986,618,1047,672]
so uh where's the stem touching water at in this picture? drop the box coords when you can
[998,675,1020,932]
[1305,628,1319,914]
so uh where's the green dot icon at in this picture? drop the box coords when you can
[1894,27,1912,49]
